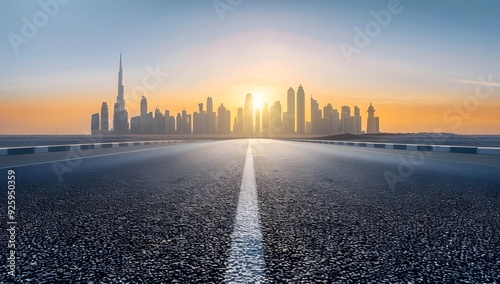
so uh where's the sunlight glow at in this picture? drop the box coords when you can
[252,92,264,110]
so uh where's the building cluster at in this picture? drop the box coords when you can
[309,99,380,135]
[91,54,380,136]
[91,54,234,135]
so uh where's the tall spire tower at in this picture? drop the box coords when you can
[117,53,125,111]
[113,53,129,133]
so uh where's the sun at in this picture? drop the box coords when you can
[252,92,264,110]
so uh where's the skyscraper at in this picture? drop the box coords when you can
[255,108,261,134]
[180,109,191,134]
[207,97,213,113]
[351,106,362,134]
[193,103,206,134]
[296,85,305,134]
[206,97,216,134]
[130,116,140,133]
[331,108,340,134]
[285,87,295,133]
[341,106,351,133]
[113,53,129,133]
[154,107,164,134]
[354,106,360,116]
[311,97,319,134]
[236,107,244,134]
[218,103,230,134]
[165,110,175,134]
[91,113,100,135]
[270,101,282,133]
[261,103,269,131]
[100,102,108,133]
[244,93,253,134]
[217,104,225,134]
[311,97,327,134]
[323,103,336,134]
[367,102,379,133]
[140,95,147,133]
[176,113,181,134]
[145,111,153,134]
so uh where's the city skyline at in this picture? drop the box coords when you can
[1,1,500,134]
[94,53,381,136]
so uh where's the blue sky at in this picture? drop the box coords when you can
[1,0,499,134]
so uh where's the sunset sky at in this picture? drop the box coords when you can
[1,0,499,134]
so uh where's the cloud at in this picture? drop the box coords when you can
[453,78,500,88]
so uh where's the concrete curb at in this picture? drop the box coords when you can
[0,140,191,156]
[294,139,500,156]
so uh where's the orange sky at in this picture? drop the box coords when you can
[1,87,499,135]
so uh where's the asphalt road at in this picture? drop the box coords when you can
[0,139,499,283]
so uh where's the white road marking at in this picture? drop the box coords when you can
[225,140,267,283]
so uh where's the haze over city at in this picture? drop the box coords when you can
[1,0,500,134]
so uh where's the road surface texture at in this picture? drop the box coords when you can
[0,139,499,283]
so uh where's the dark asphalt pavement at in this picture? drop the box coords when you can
[0,139,499,283]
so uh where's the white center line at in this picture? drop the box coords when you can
[225,140,267,283]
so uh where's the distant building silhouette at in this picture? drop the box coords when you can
[284,87,295,133]
[244,93,253,134]
[311,97,322,134]
[145,111,154,134]
[341,106,350,134]
[367,102,380,133]
[255,108,261,134]
[176,113,181,134]
[296,85,305,134]
[140,95,147,133]
[261,103,269,132]
[100,102,109,133]
[331,108,340,134]
[235,107,244,134]
[270,101,282,133]
[113,53,129,133]
[153,107,163,134]
[233,117,239,134]
[351,106,362,134]
[218,103,231,134]
[130,116,140,133]
[91,113,100,135]
[165,110,175,134]
[206,97,216,134]
[323,103,339,135]
[180,109,191,134]
[193,102,207,134]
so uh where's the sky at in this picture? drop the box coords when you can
[1,0,499,134]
